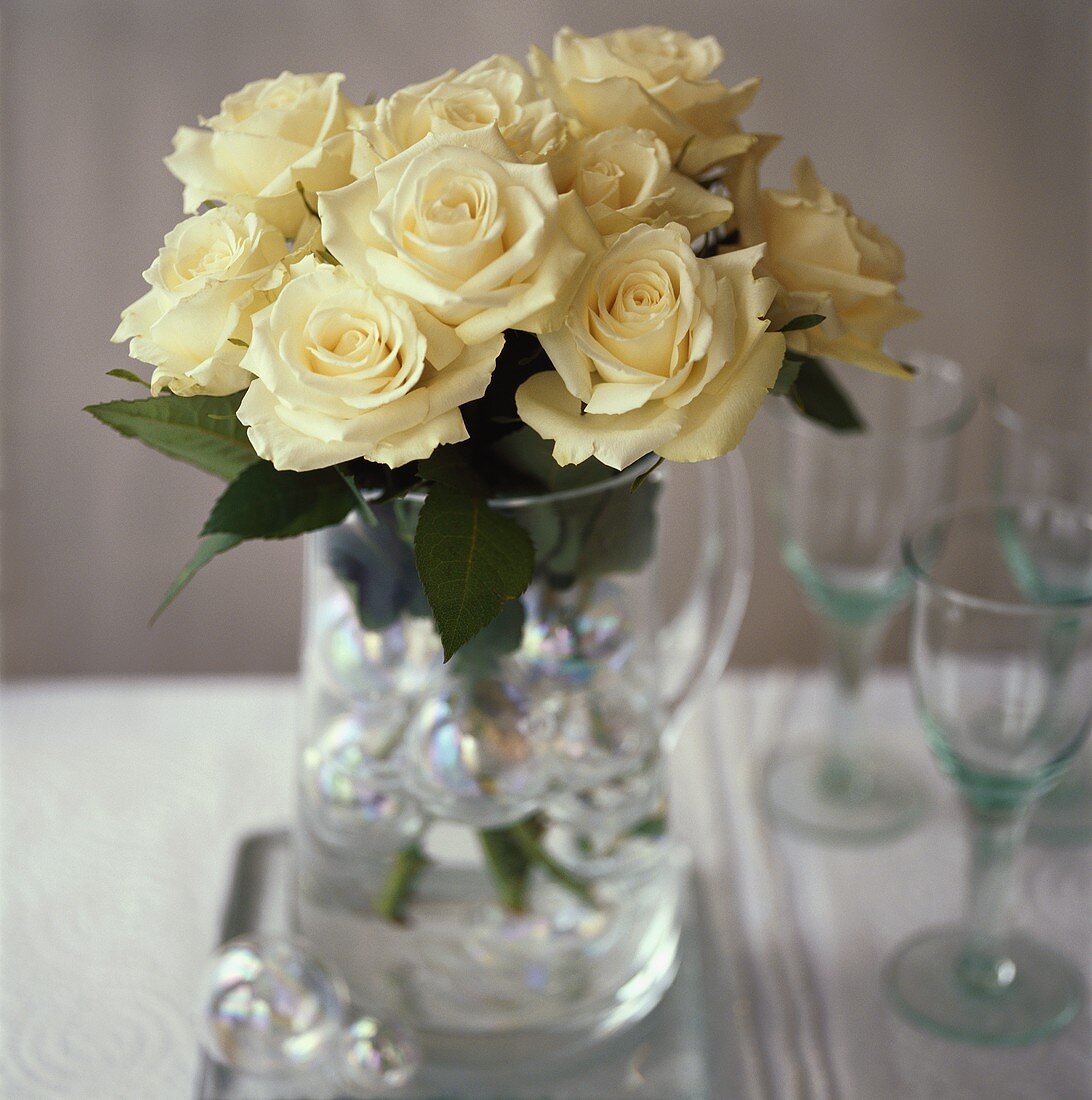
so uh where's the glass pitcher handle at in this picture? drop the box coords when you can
[659,450,754,741]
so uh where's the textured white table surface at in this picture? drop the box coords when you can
[2,673,1089,1100]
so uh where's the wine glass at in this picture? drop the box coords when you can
[990,348,1092,844]
[886,496,1092,1044]
[760,354,975,842]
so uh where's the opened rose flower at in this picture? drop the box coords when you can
[356,55,569,166]
[320,126,600,346]
[548,126,732,239]
[236,257,501,470]
[517,222,785,469]
[531,26,759,178]
[166,71,359,237]
[111,205,289,397]
[759,157,920,378]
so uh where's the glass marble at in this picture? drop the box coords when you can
[338,1016,421,1092]
[197,936,347,1074]
[521,581,632,687]
[404,679,554,827]
[547,762,666,843]
[549,669,662,786]
[320,612,443,706]
[302,715,424,851]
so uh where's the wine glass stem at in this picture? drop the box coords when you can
[957,802,1029,995]
[819,617,886,801]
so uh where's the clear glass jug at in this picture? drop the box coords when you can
[293,451,752,1067]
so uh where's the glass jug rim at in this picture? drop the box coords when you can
[766,351,976,444]
[902,494,1092,617]
[364,452,662,510]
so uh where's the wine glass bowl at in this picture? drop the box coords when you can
[761,353,975,842]
[989,350,1092,843]
[885,496,1092,1044]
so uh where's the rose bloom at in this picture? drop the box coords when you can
[759,157,919,377]
[166,71,359,237]
[517,223,785,469]
[356,55,568,166]
[530,26,759,178]
[111,206,288,396]
[320,127,599,346]
[549,126,732,239]
[236,258,501,470]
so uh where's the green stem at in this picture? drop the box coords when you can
[335,465,379,528]
[479,826,533,912]
[375,844,429,924]
[510,820,596,907]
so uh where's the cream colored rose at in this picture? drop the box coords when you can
[165,72,358,237]
[320,127,600,346]
[357,55,568,167]
[530,26,760,178]
[236,258,502,470]
[549,126,731,239]
[516,223,785,469]
[760,158,919,377]
[111,206,288,396]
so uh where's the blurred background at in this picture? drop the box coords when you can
[1,0,1088,678]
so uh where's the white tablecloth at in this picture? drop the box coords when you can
[2,674,1089,1100]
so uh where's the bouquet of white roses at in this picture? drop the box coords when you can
[92,25,917,661]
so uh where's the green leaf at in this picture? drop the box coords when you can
[417,444,486,495]
[202,461,354,540]
[105,367,150,388]
[151,532,241,624]
[769,357,802,396]
[788,357,865,432]
[631,456,665,493]
[777,313,825,332]
[450,597,526,678]
[414,486,535,661]
[86,392,257,480]
[227,337,249,349]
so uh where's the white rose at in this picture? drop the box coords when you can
[549,126,731,239]
[530,26,760,177]
[759,158,919,377]
[236,258,502,470]
[516,223,784,469]
[357,55,569,167]
[165,72,358,237]
[320,127,600,346]
[112,206,288,396]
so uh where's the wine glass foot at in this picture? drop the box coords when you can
[763,745,926,844]
[884,926,1085,1045]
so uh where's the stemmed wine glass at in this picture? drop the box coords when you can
[886,496,1092,1044]
[989,348,1092,844]
[760,354,975,842]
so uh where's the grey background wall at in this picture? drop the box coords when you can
[1,0,1088,678]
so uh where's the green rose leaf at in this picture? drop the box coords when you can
[85,392,257,480]
[151,531,242,624]
[414,485,534,661]
[777,313,826,332]
[105,368,150,388]
[787,357,865,432]
[202,460,354,540]
[769,357,802,397]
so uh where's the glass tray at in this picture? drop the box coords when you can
[194,830,722,1099]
